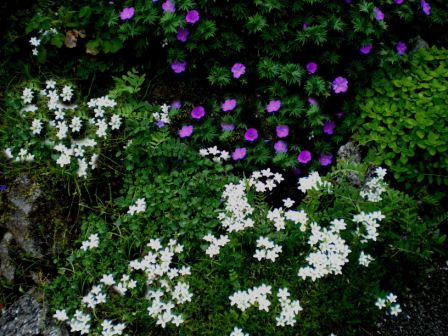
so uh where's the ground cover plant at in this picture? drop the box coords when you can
[0,0,448,336]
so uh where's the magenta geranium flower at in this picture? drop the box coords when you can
[191,106,205,120]
[162,0,175,13]
[177,28,189,42]
[274,141,287,153]
[297,150,312,164]
[308,97,318,106]
[232,148,246,160]
[276,125,289,138]
[360,44,372,54]
[221,123,235,131]
[396,41,407,55]
[186,10,200,24]
[319,153,333,166]
[421,1,431,15]
[306,62,317,74]
[231,63,246,78]
[374,7,384,21]
[171,60,187,73]
[332,77,348,94]
[395,0,404,3]
[171,100,181,109]
[323,120,336,135]
[120,7,135,20]
[266,100,281,113]
[244,128,258,142]
[179,125,193,138]
[222,99,237,112]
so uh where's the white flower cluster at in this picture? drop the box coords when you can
[218,182,254,233]
[358,251,374,267]
[129,238,192,328]
[199,146,230,163]
[13,148,35,162]
[375,293,402,316]
[127,198,146,215]
[80,233,99,251]
[100,320,126,336]
[113,274,137,295]
[29,28,57,55]
[230,327,250,336]
[203,234,230,257]
[254,236,282,261]
[276,288,303,327]
[352,211,385,243]
[5,82,123,178]
[285,209,309,232]
[229,284,272,312]
[82,285,107,309]
[360,167,387,202]
[152,104,171,124]
[298,219,350,281]
[68,310,92,335]
[248,169,284,193]
[298,171,332,194]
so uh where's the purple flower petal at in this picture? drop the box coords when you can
[297,150,312,164]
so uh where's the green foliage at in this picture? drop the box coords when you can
[45,160,444,335]
[354,47,448,187]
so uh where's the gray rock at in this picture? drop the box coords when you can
[337,142,362,186]
[0,232,15,281]
[412,35,429,52]
[0,290,68,336]
[0,175,43,280]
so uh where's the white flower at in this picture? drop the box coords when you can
[61,85,74,101]
[358,251,374,267]
[21,88,34,104]
[100,274,115,286]
[128,198,146,215]
[46,80,56,89]
[230,327,250,336]
[254,236,282,262]
[53,309,68,321]
[30,119,43,135]
[298,171,332,193]
[70,116,82,132]
[80,233,99,251]
[375,298,386,309]
[109,114,122,130]
[30,37,41,46]
[389,303,402,316]
[386,293,397,303]
[283,198,295,208]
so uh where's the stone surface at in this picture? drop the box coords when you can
[337,141,362,186]
[0,290,68,336]
[0,175,43,280]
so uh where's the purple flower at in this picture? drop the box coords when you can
[266,100,281,113]
[421,1,431,15]
[395,0,404,4]
[396,41,407,55]
[319,153,333,166]
[221,123,235,131]
[179,125,193,138]
[332,77,348,94]
[171,100,181,109]
[244,128,258,142]
[274,141,288,153]
[276,125,289,138]
[162,0,175,13]
[360,44,373,54]
[222,99,237,112]
[374,7,384,21]
[303,23,309,29]
[308,97,318,106]
[176,28,189,42]
[156,120,165,128]
[306,62,317,74]
[186,10,200,24]
[297,150,312,164]
[323,120,336,135]
[120,7,135,20]
[231,63,246,78]
[232,148,246,160]
[171,60,187,73]
[191,106,205,120]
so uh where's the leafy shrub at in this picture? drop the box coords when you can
[45,157,444,335]
[22,0,448,171]
[354,47,448,187]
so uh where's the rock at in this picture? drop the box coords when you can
[412,35,429,52]
[0,232,15,281]
[337,142,362,186]
[0,175,43,281]
[0,290,68,336]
